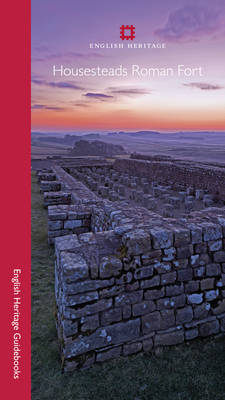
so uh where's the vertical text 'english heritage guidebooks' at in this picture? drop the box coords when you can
[2,0,30,399]
[31,1,225,400]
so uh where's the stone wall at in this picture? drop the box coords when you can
[55,213,225,371]
[36,162,225,372]
[48,205,91,244]
[114,158,225,199]
[44,192,72,208]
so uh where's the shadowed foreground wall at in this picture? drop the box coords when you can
[36,162,225,372]
[55,221,225,372]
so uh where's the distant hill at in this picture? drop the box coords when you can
[108,131,160,136]
[69,140,126,156]
[32,133,100,146]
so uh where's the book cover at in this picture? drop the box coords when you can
[3,1,225,399]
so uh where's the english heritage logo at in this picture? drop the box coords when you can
[89,24,166,49]
[120,25,135,40]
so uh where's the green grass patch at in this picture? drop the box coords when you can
[31,173,225,400]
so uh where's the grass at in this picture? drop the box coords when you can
[31,172,225,400]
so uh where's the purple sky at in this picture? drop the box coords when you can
[31,0,225,132]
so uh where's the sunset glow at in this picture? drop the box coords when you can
[32,0,225,132]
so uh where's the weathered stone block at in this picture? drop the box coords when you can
[64,319,141,358]
[202,224,222,241]
[199,253,210,266]
[176,306,193,324]
[150,228,173,249]
[155,330,184,346]
[96,346,122,362]
[64,291,99,307]
[115,291,143,306]
[173,259,189,269]
[187,293,203,305]
[65,278,115,295]
[122,305,131,319]
[195,243,207,254]
[171,294,186,308]
[212,300,225,315]
[64,219,82,229]
[143,338,153,352]
[190,227,203,244]
[161,271,177,285]
[206,263,221,276]
[199,320,219,337]
[160,309,175,329]
[177,268,193,282]
[142,250,162,265]
[122,229,151,255]
[99,285,123,299]
[81,314,99,332]
[154,262,171,274]
[64,299,112,319]
[133,300,156,317]
[142,311,161,333]
[40,180,61,192]
[205,289,219,302]
[185,281,199,293]
[177,245,193,259]
[99,256,123,278]
[163,247,176,261]
[200,278,215,291]
[123,342,142,356]
[156,298,175,310]
[134,266,154,280]
[185,328,198,340]
[62,320,78,337]
[208,240,222,252]
[48,220,63,231]
[100,308,122,325]
[174,229,190,246]
[194,303,211,319]
[166,284,184,297]
[44,192,72,207]
[140,276,160,289]
[213,251,225,263]
[61,252,89,281]
[193,266,205,278]
[55,234,81,253]
[144,287,165,300]
[190,254,200,267]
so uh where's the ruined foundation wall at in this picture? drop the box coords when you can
[114,158,225,199]
[55,217,225,371]
[36,164,225,372]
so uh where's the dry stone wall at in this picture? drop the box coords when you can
[36,159,225,372]
[55,216,225,372]
[114,158,225,199]
[48,205,91,244]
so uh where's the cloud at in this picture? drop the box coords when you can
[74,102,91,108]
[32,51,105,62]
[31,104,65,111]
[48,82,83,90]
[108,88,151,96]
[32,79,84,90]
[183,82,223,90]
[84,92,114,101]
[33,45,49,53]
[155,4,225,42]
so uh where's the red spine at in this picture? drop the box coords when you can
[1,0,31,398]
